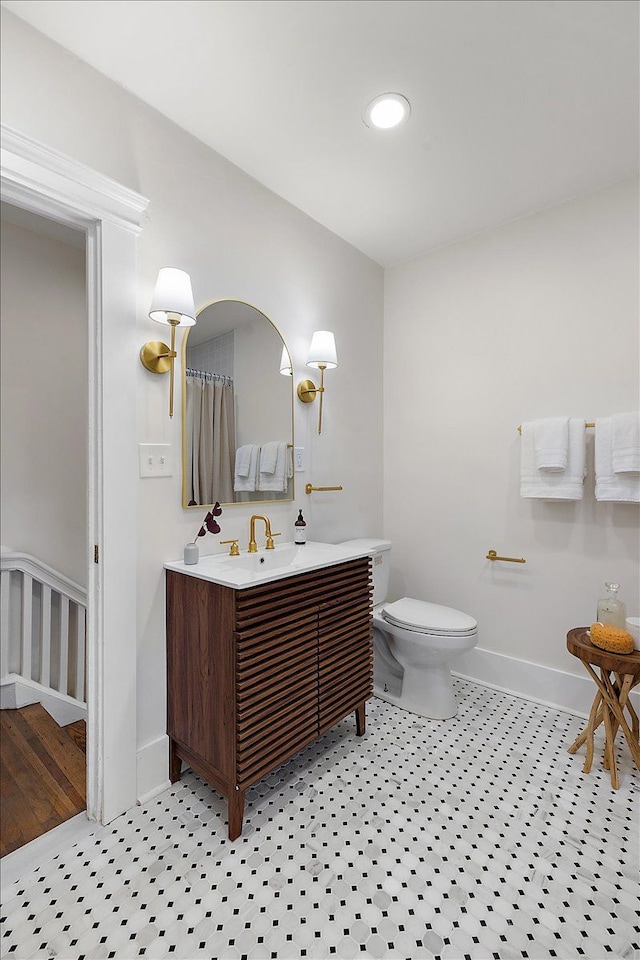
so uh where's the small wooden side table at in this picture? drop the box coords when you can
[566,627,640,789]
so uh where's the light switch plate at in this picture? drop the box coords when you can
[139,443,172,478]
[294,446,305,472]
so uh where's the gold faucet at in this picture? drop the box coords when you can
[248,515,281,552]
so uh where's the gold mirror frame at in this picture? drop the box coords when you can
[181,298,294,509]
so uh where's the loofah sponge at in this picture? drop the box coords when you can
[589,622,634,654]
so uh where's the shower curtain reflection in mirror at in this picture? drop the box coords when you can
[185,373,236,505]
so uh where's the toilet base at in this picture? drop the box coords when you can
[374,665,458,721]
[397,663,458,720]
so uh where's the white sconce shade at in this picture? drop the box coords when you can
[279,345,293,376]
[307,330,338,369]
[149,267,196,327]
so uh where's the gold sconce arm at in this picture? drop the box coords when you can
[486,549,526,564]
[297,365,328,434]
[297,380,322,402]
[140,313,181,418]
[305,483,343,495]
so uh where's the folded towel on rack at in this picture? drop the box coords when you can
[520,419,586,500]
[595,418,640,502]
[235,444,253,478]
[234,444,259,492]
[533,417,569,472]
[259,441,280,475]
[611,411,640,474]
[258,441,289,492]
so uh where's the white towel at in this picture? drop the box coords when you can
[533,417,569,472]
[595,418,640,502]
[259,441,280,475]
[520,419,586,500]
[258,441,288,492]
[234,444,260,492]
[235,444,253,478]
[611,411,640,474]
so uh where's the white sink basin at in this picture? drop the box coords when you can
[219,544,300,573]
[165,540,373,589]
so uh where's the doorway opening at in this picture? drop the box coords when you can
[1,202,88,856]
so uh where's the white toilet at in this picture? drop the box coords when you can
[341,539,478,720]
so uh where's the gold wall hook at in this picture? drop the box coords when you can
[486,549,526,564]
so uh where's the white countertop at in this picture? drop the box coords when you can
[164,540,373,589]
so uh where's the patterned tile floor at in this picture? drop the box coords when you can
[1,680,638,960]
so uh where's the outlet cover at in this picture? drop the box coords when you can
[294,446,305,472]
[139,443,173,478]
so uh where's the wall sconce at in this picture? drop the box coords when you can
[279,345,293,376]
[140,268,196,418]
[297,330,338,434]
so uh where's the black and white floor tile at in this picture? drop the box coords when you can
[1,680,638,959]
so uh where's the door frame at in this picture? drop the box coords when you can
[1,125,149,823]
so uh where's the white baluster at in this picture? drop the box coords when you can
[40,584,52,688]
[21,573,33,681]
[75,605,86,703]
[59,595,69,696]
[1,569,10,680]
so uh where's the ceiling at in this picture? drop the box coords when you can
[2,0,638,266]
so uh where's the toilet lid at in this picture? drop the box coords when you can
[382,598,477,637]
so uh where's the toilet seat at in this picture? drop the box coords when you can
[381,598,477,638]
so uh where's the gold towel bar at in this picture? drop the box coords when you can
[486,550,526,564]
[305,483,343,495]
[518,422,595,434]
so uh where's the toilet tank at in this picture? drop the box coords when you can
[339,539,391,605]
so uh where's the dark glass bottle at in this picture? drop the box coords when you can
[294,509,307,545]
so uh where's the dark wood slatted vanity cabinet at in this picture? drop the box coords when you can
[166,555,373,839]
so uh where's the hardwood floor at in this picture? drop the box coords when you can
[0,703,86,858]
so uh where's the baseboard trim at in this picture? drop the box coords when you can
[136,733,170,804]
[453,645,640,719]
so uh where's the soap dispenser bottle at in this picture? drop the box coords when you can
[596,582,626,629]
[294,509,307,545]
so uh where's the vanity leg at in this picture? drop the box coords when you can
[169,739,182,783]
[228,787,246,841]
[355,703,366,736]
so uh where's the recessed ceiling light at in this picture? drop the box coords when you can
[363,93,411,130]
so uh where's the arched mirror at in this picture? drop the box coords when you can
[182,299,294,508]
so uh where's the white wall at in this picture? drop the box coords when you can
[1,10,384,791]
[384,178,639,684]
[0,217,87,586]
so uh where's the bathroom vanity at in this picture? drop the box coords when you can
[165,543,373,839]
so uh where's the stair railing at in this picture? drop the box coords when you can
[1,550,87,705]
